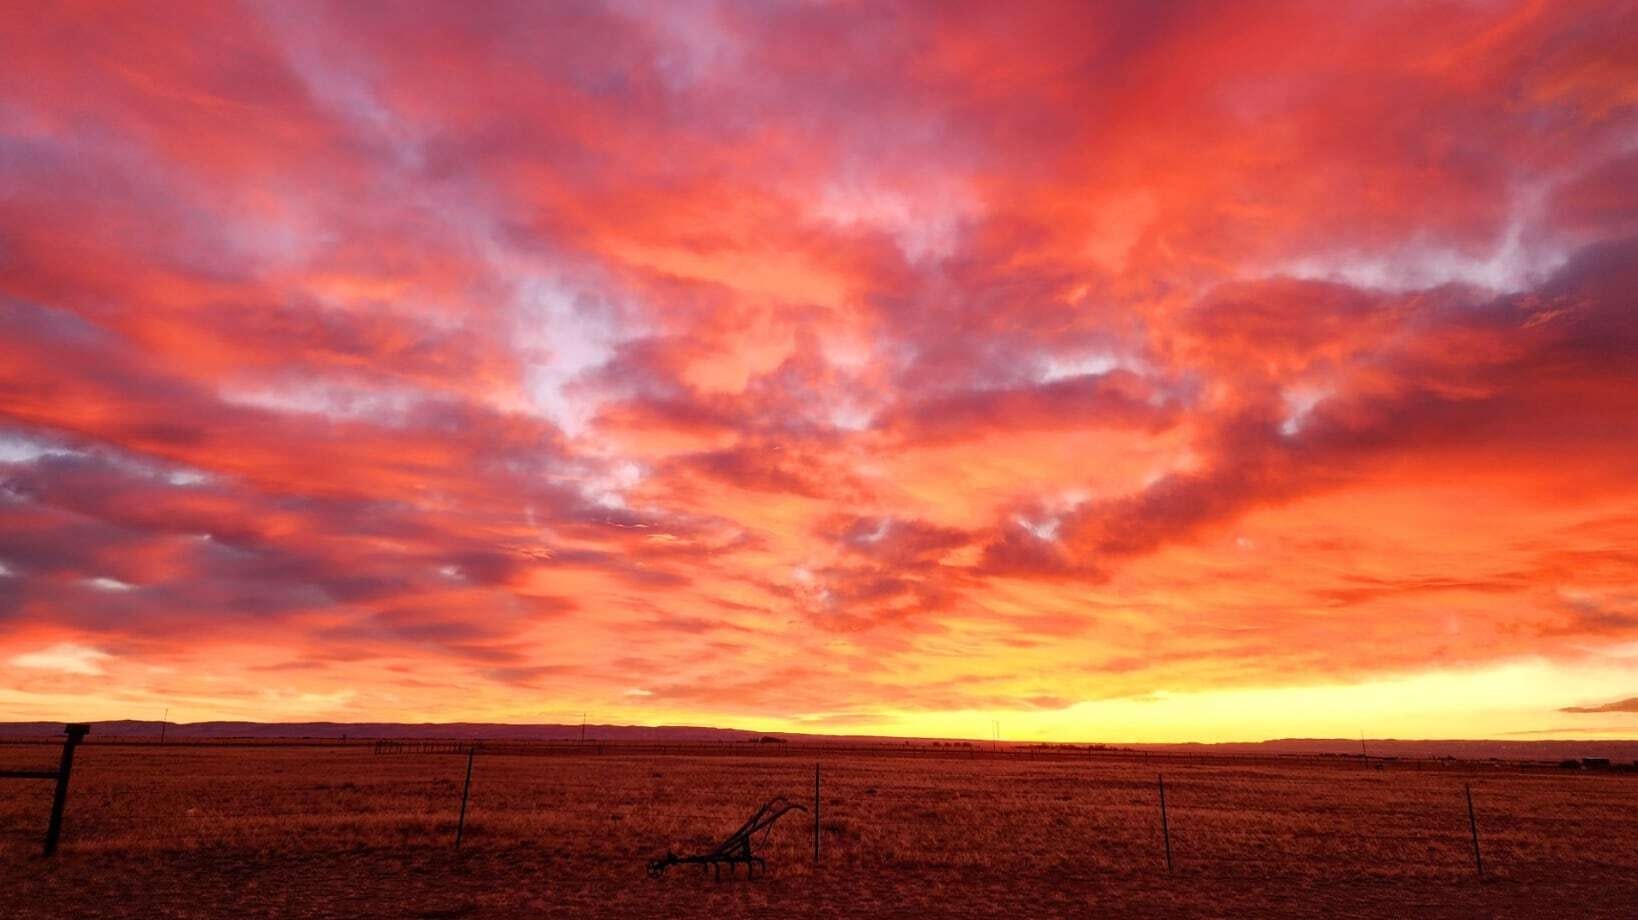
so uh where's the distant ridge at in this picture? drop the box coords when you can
[0,720,771,742]
[1138,737,1638,761]
[1,721,1635,760]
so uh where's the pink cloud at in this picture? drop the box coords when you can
[2,1,1636,733]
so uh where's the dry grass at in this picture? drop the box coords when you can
[2,744,1636,918]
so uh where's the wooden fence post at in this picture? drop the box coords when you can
[1157,773,1172,873]
[43,723,90,857]
[455,745,475,848]
[1465,784,1483,877]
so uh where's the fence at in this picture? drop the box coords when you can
[374,740,473,755]
[0,723,89,856]
[366,738,1622,774]
[3,736,1634,881]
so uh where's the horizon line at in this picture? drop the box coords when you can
[2,718,1634,746]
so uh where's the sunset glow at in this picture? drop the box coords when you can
[3,1,1636,741]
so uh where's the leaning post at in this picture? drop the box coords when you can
[43,723,90,857]
[1157,773,1173,873]
[1465,784,1484,877]
[455,744,476,848]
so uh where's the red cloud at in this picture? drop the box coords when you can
[2,1,1636,731]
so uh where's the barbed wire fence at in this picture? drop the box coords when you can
[1,740,1632,882]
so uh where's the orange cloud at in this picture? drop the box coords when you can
[2,1,1636,740]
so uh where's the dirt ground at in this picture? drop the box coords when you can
[2,744,1636,918]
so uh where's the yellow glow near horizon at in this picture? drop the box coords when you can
[4,655,1634,745]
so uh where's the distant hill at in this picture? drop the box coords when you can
[1,722,1634,760]
[0,720,769,742]
[1128,737,1638,761]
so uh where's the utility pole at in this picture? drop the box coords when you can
[160,708,169,745]
[580,712,587,744]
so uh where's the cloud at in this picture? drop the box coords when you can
[1,0,1636,736]
[1560,698,1638,715]
[9,643,112,676]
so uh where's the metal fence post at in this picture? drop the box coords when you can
[455,745,475,848]
[1157,773,1173,873]
[1466,784,1483,877]
[813,761,821,864]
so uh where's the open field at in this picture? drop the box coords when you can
[3,743,1637,918]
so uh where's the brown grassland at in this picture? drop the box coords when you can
[2,742,1636,918]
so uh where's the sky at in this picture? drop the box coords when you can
[2,1,1636,742]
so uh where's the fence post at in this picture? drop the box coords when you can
[455,745,475,848]
[1157,773,1172,873]
[43,723,90,857]
[813,761,821,864]
[1465,784,1483,877]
